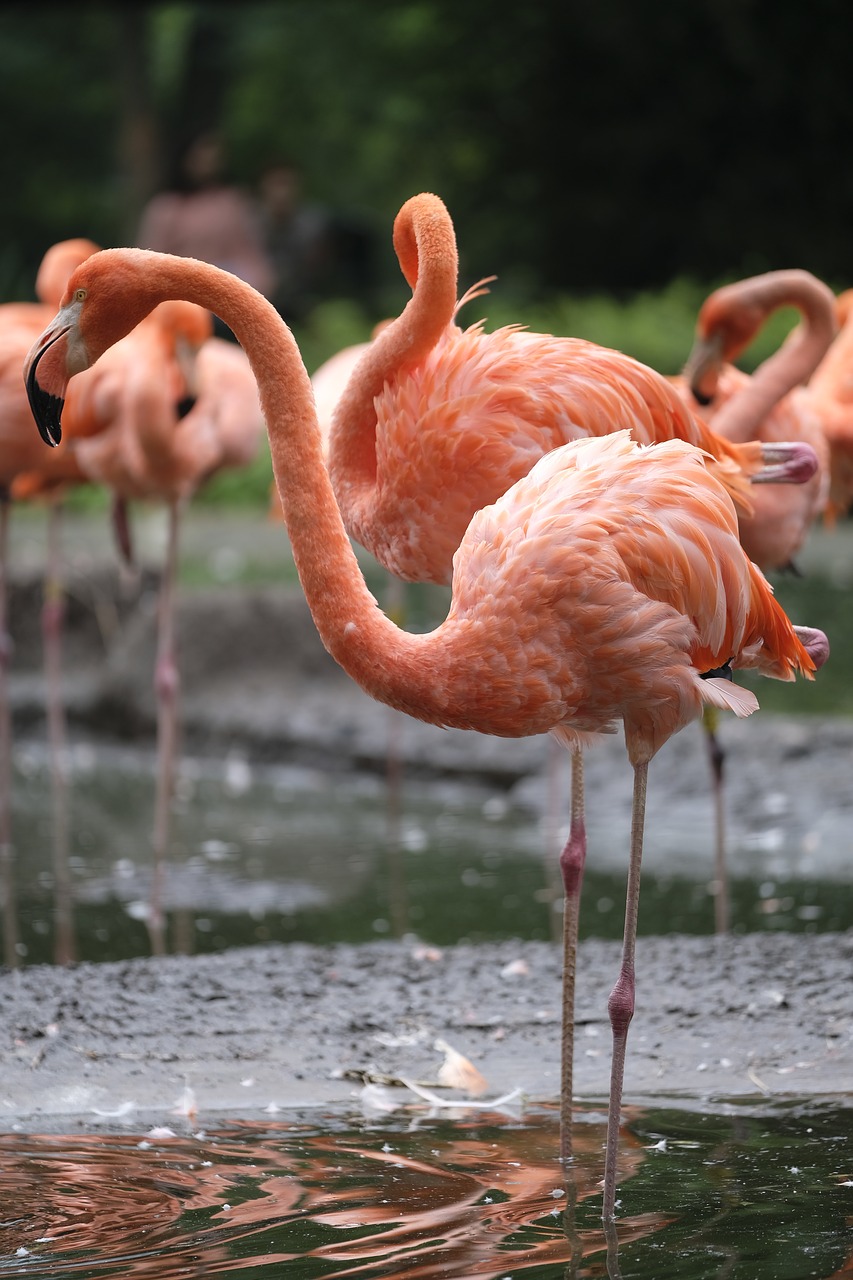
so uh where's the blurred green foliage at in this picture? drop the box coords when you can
[2,2,850,303]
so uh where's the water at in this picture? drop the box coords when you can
[0,1101,849,1278]
[5,737,853,967]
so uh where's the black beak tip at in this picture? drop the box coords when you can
[691,387,713,408]
[25,368,63,447]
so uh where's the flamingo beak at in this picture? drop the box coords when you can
[24,323,72,447]
[681,331,725,406]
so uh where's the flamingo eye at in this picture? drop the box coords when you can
[74,287,87,302]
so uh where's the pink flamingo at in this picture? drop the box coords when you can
[24,246,827,1218]
[678,269,837,572]
[0,237,100,965]
[35,302,263,955]
[673,269,838,931]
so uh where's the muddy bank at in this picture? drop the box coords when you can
[1,932,851,1132]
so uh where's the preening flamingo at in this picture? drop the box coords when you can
[673,270,838,932]
[324,193,822,1087]
[24,247,828,1219]
[27,300,265,955]
[679,269,837,572]
[0,237,100,965]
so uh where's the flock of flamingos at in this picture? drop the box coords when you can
[4,190,852,1221]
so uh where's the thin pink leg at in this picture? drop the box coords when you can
[702,709,729,933]
[602,758,648,1221]
[0,498,18,968]
[559,748,585,1164]
[544,737,568,942]
[148,499,183,957]
[383,574,408,937]
[43,500,75,966]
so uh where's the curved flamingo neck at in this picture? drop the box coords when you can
[93,250,456,720]
[706,270,838,443]
[326,193,460,517]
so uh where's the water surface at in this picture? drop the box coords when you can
[5,737,852,967]
[0,1101,849,1278]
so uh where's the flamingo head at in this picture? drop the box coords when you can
[681,282,773,405]
[684,269,838,405]
[25,248,165,446]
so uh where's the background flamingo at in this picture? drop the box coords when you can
[673,269,838,932]
[0,237,100,965]
[678,269,837,571]
[28,301,265,955]
[23,246,828,1220]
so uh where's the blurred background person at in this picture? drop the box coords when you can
[137,129,275,337]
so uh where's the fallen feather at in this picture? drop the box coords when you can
[400,1077,524,1112]
[435,1038,488,1095]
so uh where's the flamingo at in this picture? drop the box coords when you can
[24,246,828,1219]
[673,269,838,932]
[324,192,821,1114]
[678,269,837,572]
[0,237,100,965]
[23,300,264,956]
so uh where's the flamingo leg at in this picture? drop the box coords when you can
[42,499,75,965]
[0,497,18,968]
[544,737,568,942]
[559,747,585,1165]
[702,706,729,933]
[602,758,648,1221]
[148,498,183,957]
[383,573,408,936]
